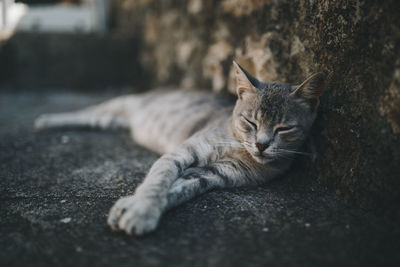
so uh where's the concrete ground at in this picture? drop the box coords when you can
[1,91,399,267]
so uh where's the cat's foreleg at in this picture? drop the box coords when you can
[166,162,251,209]
[107,144,203,235]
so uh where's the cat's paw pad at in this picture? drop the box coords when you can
[107,196,161,236]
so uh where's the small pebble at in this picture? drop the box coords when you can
[61,135,69,144]
[76,246,83,253]
[60,199,67,204]
[305,223,311,228]
[60,217,71,223]
[262,227,269,232]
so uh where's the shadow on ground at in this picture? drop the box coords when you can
[1,91,399,267]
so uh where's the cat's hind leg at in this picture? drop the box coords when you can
[34,95,138,131]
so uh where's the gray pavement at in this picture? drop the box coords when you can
[1,91,399,267]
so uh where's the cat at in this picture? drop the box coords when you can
[34,61,325,235]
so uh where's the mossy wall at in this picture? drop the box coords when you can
[114,0,400,219]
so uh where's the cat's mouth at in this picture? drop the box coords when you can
[242,144,275,164]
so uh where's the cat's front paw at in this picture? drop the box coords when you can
[107,196,162,236]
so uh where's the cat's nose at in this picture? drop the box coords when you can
[256,142,269,152]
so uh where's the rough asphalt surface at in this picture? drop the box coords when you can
[1,91,399,267]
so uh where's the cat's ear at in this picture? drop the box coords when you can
[290,72,325,109]
[233,61,259,100]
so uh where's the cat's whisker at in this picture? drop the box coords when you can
[213,143,244,147]
[212,144,246,149]
[275,149,311,156]
[241,141,253,146]
[214,141,245,145]
[214,142,242,145]
[213,145,246,149]
[271,152,296,160]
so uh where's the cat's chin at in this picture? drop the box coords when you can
[252,154,275,164]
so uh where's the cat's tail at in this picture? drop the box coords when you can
[34,95,138,131]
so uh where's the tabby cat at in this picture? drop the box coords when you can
[35,62,325,235]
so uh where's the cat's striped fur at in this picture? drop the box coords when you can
[35,62,325,235]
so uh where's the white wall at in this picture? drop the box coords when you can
[0,0,108,34]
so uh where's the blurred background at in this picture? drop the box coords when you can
[0,0,144,90]
[0,0,400,229]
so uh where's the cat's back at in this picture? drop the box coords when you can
[130,89,236,154]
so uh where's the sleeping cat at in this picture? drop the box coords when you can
[35,62,325,235]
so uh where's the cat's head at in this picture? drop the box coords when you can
[231,61,325,164]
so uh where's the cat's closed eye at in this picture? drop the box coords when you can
[274,125,294,134]
[242,116,257,130]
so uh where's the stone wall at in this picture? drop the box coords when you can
[114,0,400,220]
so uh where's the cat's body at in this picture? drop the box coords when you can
[35,62,324,235]
[36,90,235,154]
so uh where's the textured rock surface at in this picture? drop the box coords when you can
[112,0,400,221]
[1,91,400,267]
